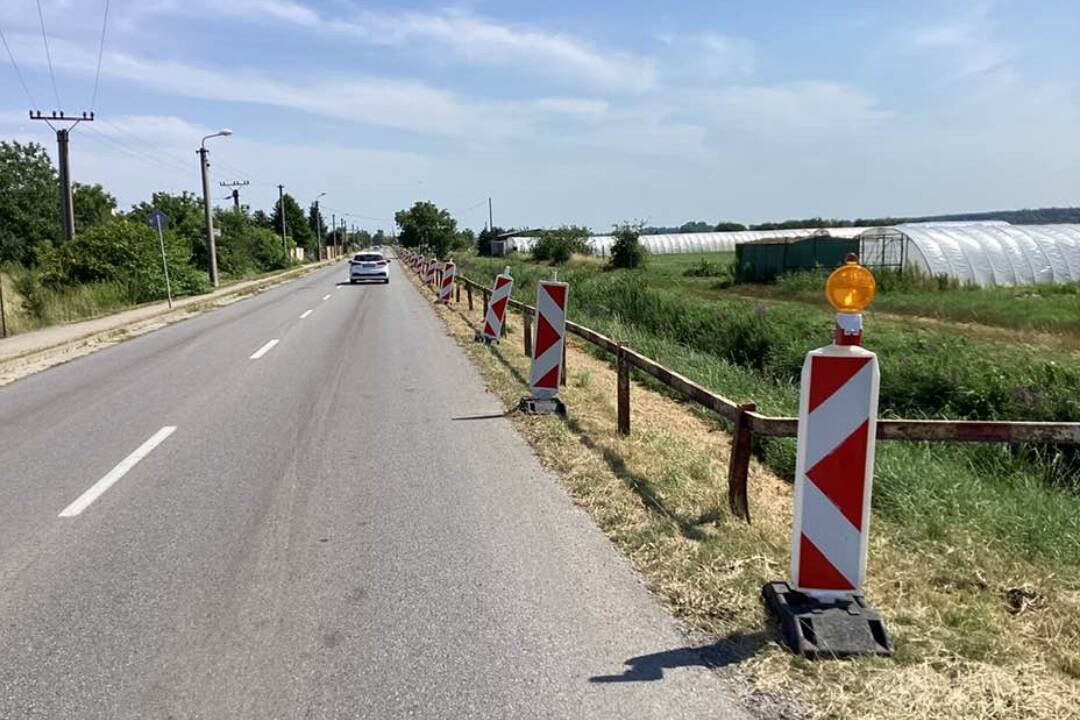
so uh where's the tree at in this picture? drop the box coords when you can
[128,191,206,270]
[477,225,505,256]
[714,221,748,231]
[308,202,327,248]
[679,220,713,233]
[252,209,273,230]
[532,225,590,264]
[73,183,117,230]
[394,201,457,258]
[271,193,315,255]
[0,141,59,265]
[453,227,475,251]
[610,222,647,269]
[214,207,288,275]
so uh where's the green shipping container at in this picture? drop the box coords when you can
[736,235,859,281]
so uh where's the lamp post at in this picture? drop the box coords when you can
[315,192,326,260]
[198,129,233,287]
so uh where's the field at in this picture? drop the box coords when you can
[647,251,1080,343]
[449,250,1080,718]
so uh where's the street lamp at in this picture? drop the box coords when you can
[198,129,233,287]
[315,192,326,260]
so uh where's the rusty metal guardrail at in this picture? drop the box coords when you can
[421,262,1080,524]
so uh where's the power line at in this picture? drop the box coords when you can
[90,0,110,111]
[35,0,62,109]
[453,197,489,216]
[82,125,192,180]
[0,22,38,107]
[323,205,393,222]
[99,118,193,170]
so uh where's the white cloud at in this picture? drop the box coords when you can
[4,32,527,139]
[909,5,1012,81]
[135,2,655,93]
[662,32,755,82]
[0,111,426,226]
[707,81,889,138]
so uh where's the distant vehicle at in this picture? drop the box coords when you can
[349,250,390,284]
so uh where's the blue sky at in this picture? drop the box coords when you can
[1,0,1077,232]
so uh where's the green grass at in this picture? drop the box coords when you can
[634,252,1080,336]
[457,253,1080,567]
[2,270,134,335]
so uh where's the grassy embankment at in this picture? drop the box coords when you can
[0,263,298,337]
[450,251,1080,719]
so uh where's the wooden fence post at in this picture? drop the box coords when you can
[482,288,490,320]
[467,283,473,311]
[617,344,630,435]
[456,284,461,303]
[727,403,756,523]
[560,340,568,386]
[523,308,532,356]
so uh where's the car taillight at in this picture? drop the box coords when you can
[377,260,388,266]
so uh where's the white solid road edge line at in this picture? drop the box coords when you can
[299,309,313,319]
[322,294,331,301]
[59,426,177,518]
[249,339,280,359]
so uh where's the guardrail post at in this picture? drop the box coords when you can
[523,308,532,356]
[467,283,473,311]
[727,403,756,523]
[617,344,630,435]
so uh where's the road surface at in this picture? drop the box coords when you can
[0,262,750,719]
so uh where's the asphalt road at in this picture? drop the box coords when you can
[0,261,750,719]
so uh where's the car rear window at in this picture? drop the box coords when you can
[354,254,383,262]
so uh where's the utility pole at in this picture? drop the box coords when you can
[29,111,94,243]
[0,272,7,338]
[219,180,249,210]
[198,129,231,287]
[315,193,326,261]
[488,196,493,232]
[278,184,287,260]
[331,213,336,258]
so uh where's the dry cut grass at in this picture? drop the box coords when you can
[403,264,1080,720]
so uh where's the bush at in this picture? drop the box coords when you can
[609,223,647,269]
[37,220,209,303]
[532,225,590,264]
[215,209,290,276]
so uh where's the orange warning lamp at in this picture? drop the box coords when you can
[826,254,876,313]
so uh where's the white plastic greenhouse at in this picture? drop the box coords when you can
[588,227,865,256]
[505,222,1080,286]
[858,222,1080,287]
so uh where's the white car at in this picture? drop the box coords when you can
[349,251,390,284]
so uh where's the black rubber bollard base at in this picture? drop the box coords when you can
[763,581,893,659]
[520,397,566,417]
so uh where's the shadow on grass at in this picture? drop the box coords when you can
[589,630,772,683]
[567,416,716,542]
[446,301,722,541]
